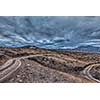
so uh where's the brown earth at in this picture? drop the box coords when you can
[0,46,100,83]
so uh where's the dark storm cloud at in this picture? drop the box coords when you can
[0,16,100,50]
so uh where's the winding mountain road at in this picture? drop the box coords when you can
[0,53,100,83]
[83,63,100,83]
[0,54,50,82]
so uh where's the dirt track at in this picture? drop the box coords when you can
[0,47,100,83]
[0,52,100,83]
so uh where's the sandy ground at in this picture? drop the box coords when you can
[0,46,100,83]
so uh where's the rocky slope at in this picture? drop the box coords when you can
[0,46,100,83]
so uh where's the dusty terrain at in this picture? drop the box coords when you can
[0,46,100,83]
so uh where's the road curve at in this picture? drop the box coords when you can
[83,63,100,83]
[0,54,100,83]
[0,59,21,82]
[0,54,57,82]
[0,59,14,71]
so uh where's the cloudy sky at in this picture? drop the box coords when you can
[0,16,100,50]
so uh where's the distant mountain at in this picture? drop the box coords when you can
[74,45,100,53]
